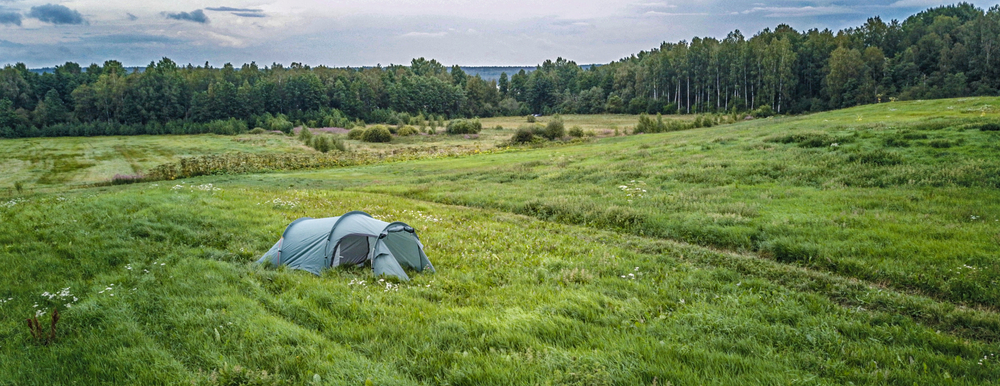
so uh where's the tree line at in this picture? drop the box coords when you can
[1,3,998,138]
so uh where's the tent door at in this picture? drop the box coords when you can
[332,234,373,267]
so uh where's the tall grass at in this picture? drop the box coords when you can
[0,185,998,384]
[2,97,1000,384]
[312,97,1000,308]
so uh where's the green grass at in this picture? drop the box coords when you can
[0,134,309,190]
[1,100,999,384]
[291,97,1000,308]
[0,114,660,192]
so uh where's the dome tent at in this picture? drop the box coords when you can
[257,211,434,280]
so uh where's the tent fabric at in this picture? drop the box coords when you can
[257,211,434,280]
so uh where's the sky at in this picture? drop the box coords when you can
[0,0,997,68]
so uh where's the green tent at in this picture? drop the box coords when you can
[257,211,434,280]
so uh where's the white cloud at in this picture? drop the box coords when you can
[741,6,857,17]
[0,0,966,68]
[644,11,709,16]
[889,0,951,7]
[399,31,448,38]
[632,2,678,7]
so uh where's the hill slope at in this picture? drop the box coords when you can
[1,98,999,384]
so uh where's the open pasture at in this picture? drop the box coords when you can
[0,181,998,384]
[0,133,305,191]
[1,114,662,191]
[1,98,999,384]
[286,97,1000,308]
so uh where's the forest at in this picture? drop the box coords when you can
[1,3,998,138]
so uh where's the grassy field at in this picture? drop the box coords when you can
[1,101,999,384]
[283,97,1000,309]
[2,114,658,191]
[0,134,308,190]
[335,114,662,155]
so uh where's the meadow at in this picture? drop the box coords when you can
[1,99,999,384]
[1,114,654,192]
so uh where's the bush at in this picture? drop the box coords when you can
[362,125,392,143]
[568,126,584,137]
[526,115,536,123]
[249,128,266,134]
[635,114,663,133]
[494,125,504,130]
[446,118,482,135]
[751,105,775,118]
[263,114,294,133]
[309,135,346,153]
[347,128,365,140]
[206,118,248,135]
[512,128,536,144]
[297,127,313,142]
[397,126,418,136]
[543,115,565,140]
[634,113,683,133]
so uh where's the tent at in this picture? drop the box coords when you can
[256,211,434,280]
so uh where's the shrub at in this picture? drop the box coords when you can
[347,128,365,140]
[635,114,663,133]
[543,115,565,140]
[309,135,346,153]
[512,128,536,144]
[263,114,294,133]
[361,125,392,143]
[297,127,313,142]
[494,125,504,130]
[526,115,536,123]
[524,123,546,137]
[446,118,482,135]
[634,113,682,133]
[751,105,775,118]
[249,127,266,134]
[397,126,418,136]
[568,126,584,137]
[206,118,248,135]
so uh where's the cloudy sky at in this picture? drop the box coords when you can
[0,0,997,68]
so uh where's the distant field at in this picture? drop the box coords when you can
[1,100,999,384]
[0,134,306,190]
[479,113,682,133]
[2,114,666,190]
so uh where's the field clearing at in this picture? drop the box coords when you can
[0,134,307,190]
[3,114,666,190]
[338,114,668,154]
[2,99,1000,384]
